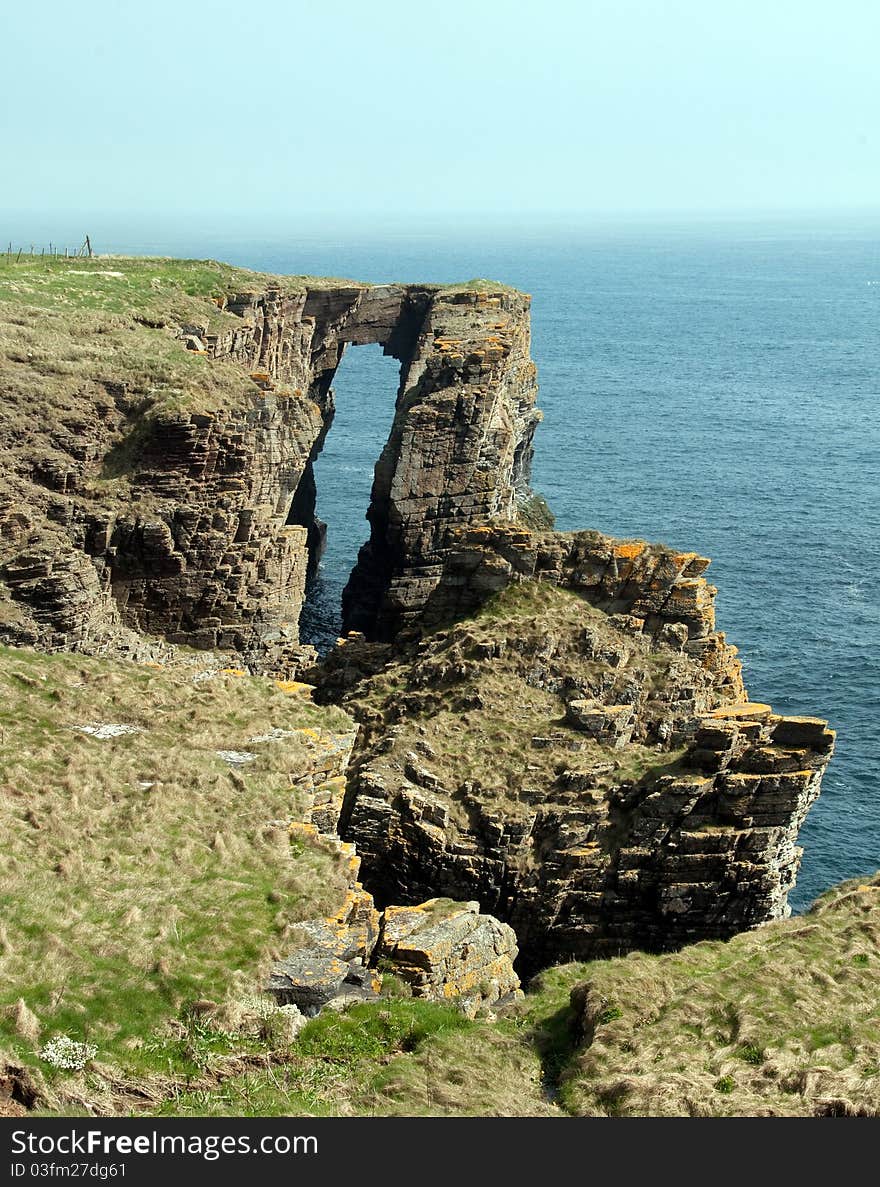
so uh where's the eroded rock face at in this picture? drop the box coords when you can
[268,756,520,1018]
[318,533,834,972]
[266,838,520,1017]
[343,288,540,639]
[377,900,520,1016]
[1,279,538,668]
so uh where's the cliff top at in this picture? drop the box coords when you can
[0,253,523,422]
[0,253,520,316]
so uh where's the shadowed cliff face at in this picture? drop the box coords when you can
[0,270,539,662]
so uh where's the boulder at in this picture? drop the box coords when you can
[377,899,521,1018]
[565,700,635,747]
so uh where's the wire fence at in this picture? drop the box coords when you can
[3,236,94,260]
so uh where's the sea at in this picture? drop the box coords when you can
[62,214,880,910]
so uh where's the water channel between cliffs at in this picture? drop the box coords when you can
[297,342,400,653]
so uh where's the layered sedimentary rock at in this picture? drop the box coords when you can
[342,287,540,638]
[319,528,834,972]
[267,886,521,1019]
[0,272,538,665]
[377,900,521,1014]
[269,780,520,1017]
[0,258,835,973]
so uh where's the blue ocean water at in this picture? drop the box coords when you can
[94,217,880,909]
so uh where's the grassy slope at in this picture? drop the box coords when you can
[192,871,880,1117]
[0,254,361,314]
[268,876,880,1119]
[346,581,687,816]
[559,873,880,1117]
[0,564,874,1119]
[0,645,355,1094]
[0,256,327,427]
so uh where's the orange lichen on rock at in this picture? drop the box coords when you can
[274,679,314,697]
[614,540,647,560]
[707,702,772,720]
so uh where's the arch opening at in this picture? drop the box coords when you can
[293,343,401,652]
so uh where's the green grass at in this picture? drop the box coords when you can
[151,999,474,1118]
[437,278,521,296]
[340,580,696,825]
[0,644,355,1093]
[0,260,277,430]
[0,254,363,318]
[557,874,880,1116]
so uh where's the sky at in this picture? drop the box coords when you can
[1,0,878,226]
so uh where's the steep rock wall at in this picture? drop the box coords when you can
[324,528,834,971]
[0,277,539,664]
[343,288,540,638]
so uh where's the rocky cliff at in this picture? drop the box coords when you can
[0,260,538,663]
[316,532,834,969]
[0,254,834,976]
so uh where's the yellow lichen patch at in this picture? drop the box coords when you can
[614,541,646,560]
[313,774,346,801]
[275,679,314,698]
[707,702,772,720]
[218,667,247,677]
[289,821,319,840]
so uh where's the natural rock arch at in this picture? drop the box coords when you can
[0,279,540,661]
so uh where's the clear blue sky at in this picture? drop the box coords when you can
[2,0,878,225]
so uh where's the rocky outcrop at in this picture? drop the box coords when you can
[343,287,540,639]
[377,900,520,1015]
[318,536,834,972]
[267,831,520,1018]
[1,273,539,668]
[420,523,725,644]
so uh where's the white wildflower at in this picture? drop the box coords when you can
[40,1035,97,1071]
